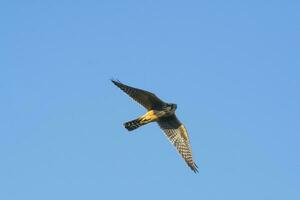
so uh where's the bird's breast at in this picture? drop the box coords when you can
[153,109,175,118]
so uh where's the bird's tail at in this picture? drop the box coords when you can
[124,114,155,131]
[124,110,158,131]
[123,117,147,131]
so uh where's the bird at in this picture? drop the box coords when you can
[111,79,198,173]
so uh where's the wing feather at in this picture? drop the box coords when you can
[111,79,165,110]
[157,115,198,173]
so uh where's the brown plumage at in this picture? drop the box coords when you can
[111,79,198,173]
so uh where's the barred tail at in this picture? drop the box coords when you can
[124,118,148,131]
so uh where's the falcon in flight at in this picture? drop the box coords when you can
[111,80,198,173]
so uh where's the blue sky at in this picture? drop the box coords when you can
[1,1,299,199]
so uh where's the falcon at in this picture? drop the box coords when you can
[111,80,198,173]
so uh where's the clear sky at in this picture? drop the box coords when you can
[1,1,299,199]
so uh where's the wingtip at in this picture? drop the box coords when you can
[191,163,199,173]
[111,78,121,85]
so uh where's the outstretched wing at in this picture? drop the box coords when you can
[157,114,198,173]
[111,79,165,110]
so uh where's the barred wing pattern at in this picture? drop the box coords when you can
[111,80,165,110]
[158,115,198,173]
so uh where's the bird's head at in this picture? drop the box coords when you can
[171,103,177,110]
[166,103,177,112]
